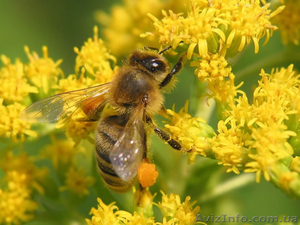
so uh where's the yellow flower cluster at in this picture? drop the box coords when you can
[41,135,95,196]
[157,192,201,224]
[0,55,38,103]
[0,171,38,225]
[60,166,95,197]
[162,62,300,197]
[24,46,64,95]
[0,152,48,224]
[0,53,39,142]
[144,0,284,59]
[1,0,300,223]
[0,99,37,142]
[95,0,163,56]
[53,26,117,145]
[74,26,117,82]
[41,136,83,169]
[0,152,48,194]
[272,0,300,45]
[190,53,243,105]
[0,26,115,210]
[96,0,187,57]
[164,101,214,163]
[86,191,200,225]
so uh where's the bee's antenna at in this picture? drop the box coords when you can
[158,41,184,55]
[158,46,172,55]
[143,46,158,51]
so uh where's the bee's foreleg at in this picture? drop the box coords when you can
[159,53,186,89]
[146,116,191,152]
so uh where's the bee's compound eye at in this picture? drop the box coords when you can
[147,60,165,73]
[151,62,159,71]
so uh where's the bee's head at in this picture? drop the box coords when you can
[129,49,170,82]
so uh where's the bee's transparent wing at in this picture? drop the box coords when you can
[20,83,110,123]
[109,104,146,182]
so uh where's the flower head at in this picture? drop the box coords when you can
[220,0,284,56]
[0,55,38,103]
[190,53,243,104]
[0,99,37,142]
[24,46,63,95]
[157,191,201,224]
[0,171,38,225]
[57,117,97,147]
[95,0,165,57]
[272,0,300,45]
[52,68,95,93]
[133,187,156,218]
[164,101,214,163]
[144,0,284,59]
[74,26,116,83]
[60,166,95,197]
[144,4,227,59]
[86,198,131,224]
[278,171,300,197]
[0,152,48,194]
[86,191,201,225]
[291,157,300,173]
[208,65,300,197]
[41,136,84,170]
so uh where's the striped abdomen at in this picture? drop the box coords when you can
[95,114,144,192]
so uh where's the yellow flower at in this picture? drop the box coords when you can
[0,152,48,194]
[164,101,214,163]
[0,172,38,225]
[219,0,284,56]
[126,212,156,225]
[157,191,201,225]
[58,117,97,147]
[290,157,300,173]
[207,65,300,197]
[212,79,297,179]
[211,119,247,174]
[86,198,131,224]
[161,62,300,196]
[145,4,227,59]
[52,68,95,93]
[144,0,283,59]
[0,55,38,103]
[95,0,164,57]
[86,192,201,224]
[60,166,95,197]
[191,53,232,83]
[74,26,117,84]
[0,99,37,142]
[133,187,156,218]
[207,74,243,106]
[24,46,63,95]
[278,171,300,197]
[41,136,84,169]
[272,0,300,45]
[190,53,243,104]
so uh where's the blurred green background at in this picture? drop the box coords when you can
[1,1,300,225]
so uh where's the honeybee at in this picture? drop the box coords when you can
[21,47,186,192]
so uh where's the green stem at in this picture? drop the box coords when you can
[198,173,255,203]
[235,50,300,82]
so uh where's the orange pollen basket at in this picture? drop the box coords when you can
[138,161,159,188]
